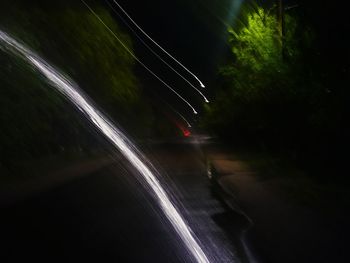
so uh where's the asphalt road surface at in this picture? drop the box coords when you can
[0,137,250,263]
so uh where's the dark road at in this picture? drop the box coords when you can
[1,1,349,263]
[0,138,249,263]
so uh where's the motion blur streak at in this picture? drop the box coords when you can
[111,0,206,88]
[170,106,192,128]
[81,0,198,115]
[105,0,210,103]
[177,111,192,128]
[0,30,209,263]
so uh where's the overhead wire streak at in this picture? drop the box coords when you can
[111,0,206,88]
[81,0,198,114]
[105,0,209,103]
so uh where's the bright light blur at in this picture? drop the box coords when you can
[0,30,209,263]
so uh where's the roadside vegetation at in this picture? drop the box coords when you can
[0,0,153,174]
[202,1,350,184]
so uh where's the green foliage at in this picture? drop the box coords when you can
[0,50,94,168]
[202,4,327,163]
[228,7,282,72]
[0,1,153,171]
[1,4,141,116]
[205,6,302,125]
[203,2,350,177]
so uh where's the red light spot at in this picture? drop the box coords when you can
[183,129,191,137]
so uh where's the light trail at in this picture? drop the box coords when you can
[167,103,192,128]
[0,29,210,263]
[105,0,209,103]
[111,0,206,88]
[81,0,198,115]
[175,110,192,128]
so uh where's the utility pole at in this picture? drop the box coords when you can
[276,0,286,59]
[277,0,285,39]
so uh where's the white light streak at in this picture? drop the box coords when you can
[0,30,209,263]
[178,112,192,128]
[167,103,192,128]
[111,0,206,88]
[105,0,209,103]
[81,0,198,115]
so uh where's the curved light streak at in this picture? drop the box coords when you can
[166,103,192,128]
[0,29,209,263]
[81,0,198,114]
[105,0,209,103]
[176,110,192,128]
[111,0,206,88]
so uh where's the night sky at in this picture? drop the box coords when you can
[100,0,350,119]
[102,0,232,117]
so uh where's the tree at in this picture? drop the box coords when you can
[203,4,313,151]
[0,1,153,172]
